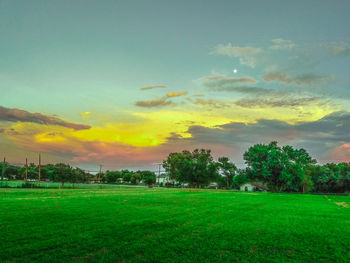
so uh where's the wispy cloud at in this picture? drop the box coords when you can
[235,96,328,109]
[263,72,292,84]
[166,91,188,98]
[140,85,167,91]
[333,45,350,58]
[135,91,188,107]
[263,72,333,87]
[0,106,91,130]
[322,42,350,58]
[210,43,261,68]
[195,98,229,109]
[204,76,256,83]
[269,38,295,50]
[135,98,173,108]
[200,75,269,94]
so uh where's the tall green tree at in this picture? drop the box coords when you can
[244,141,316,192]
[1,160,7,181]
[130,172,141,185]
[337,163,350,192]
[309,163,350,193]
[49,163,73,187]
[72,167,87,187]
[141,171,156,187]
[43,164,56,181]
[217,157,237,189]
[163,149,218,188]
[0,164,20,179]
[121,170,133,183]
[232,169,250,188]
[27,163,38,180]
[103,171,121,183]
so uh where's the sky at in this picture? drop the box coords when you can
[1,0,350,171]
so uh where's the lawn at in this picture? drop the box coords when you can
[0,180,143,189]
[0,188,349,263]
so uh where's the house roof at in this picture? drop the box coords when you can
[90,177,102,181]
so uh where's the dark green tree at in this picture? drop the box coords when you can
[217,157,237,189]
[337,163,350,192]
[1,161,6,181]
[141,171,156,187]
[163,149,218,188]
[121,170,133,183]
[104,171,121,183]
[243,141,316,192]
[309,163,350,193]
[43,164,56,181]
[3,164,20,179]
[72,167,87,187]
[130,172,141,185]
[49,163,73,187]
[232,169,250,188]
[27,163,38,180]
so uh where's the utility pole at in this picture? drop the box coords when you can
[1,157,5,181]
[152,163,162,184]
[25,158,28,182]
[158,164,161,184]
[38,153,41,184]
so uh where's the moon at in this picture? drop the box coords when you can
[233,69,238,74]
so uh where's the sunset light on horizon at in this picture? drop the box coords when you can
[1,0,350,170]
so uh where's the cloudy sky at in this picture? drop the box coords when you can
[1,0,350,170]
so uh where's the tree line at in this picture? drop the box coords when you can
[162,141,350,193]
[0,162,156,187]
[1,141,350,192]
[1,163,91,187]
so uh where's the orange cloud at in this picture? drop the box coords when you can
[330,143,350,163]
[263,72,333,87]
[205,76,256,83]
[140,85,167,90]
[263,72,292,84]
[166,91,188,98]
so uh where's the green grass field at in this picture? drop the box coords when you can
[0,188,349,263]
[0,180,142,189]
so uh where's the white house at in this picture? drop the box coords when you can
[240,182,267,192]
[157,173,167,184]
[157,173,178,186]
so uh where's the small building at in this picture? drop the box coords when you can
[90,177,102,184]
[156,173,178,187]
[207,182,218,189]
[240,182,267,192]
[157,173,168,184]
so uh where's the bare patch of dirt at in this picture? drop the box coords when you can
[335,202,349,208]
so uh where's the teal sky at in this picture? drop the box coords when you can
[1,0,350,170]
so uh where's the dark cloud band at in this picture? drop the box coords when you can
[135,98,173,107]
[0,106,91,130]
